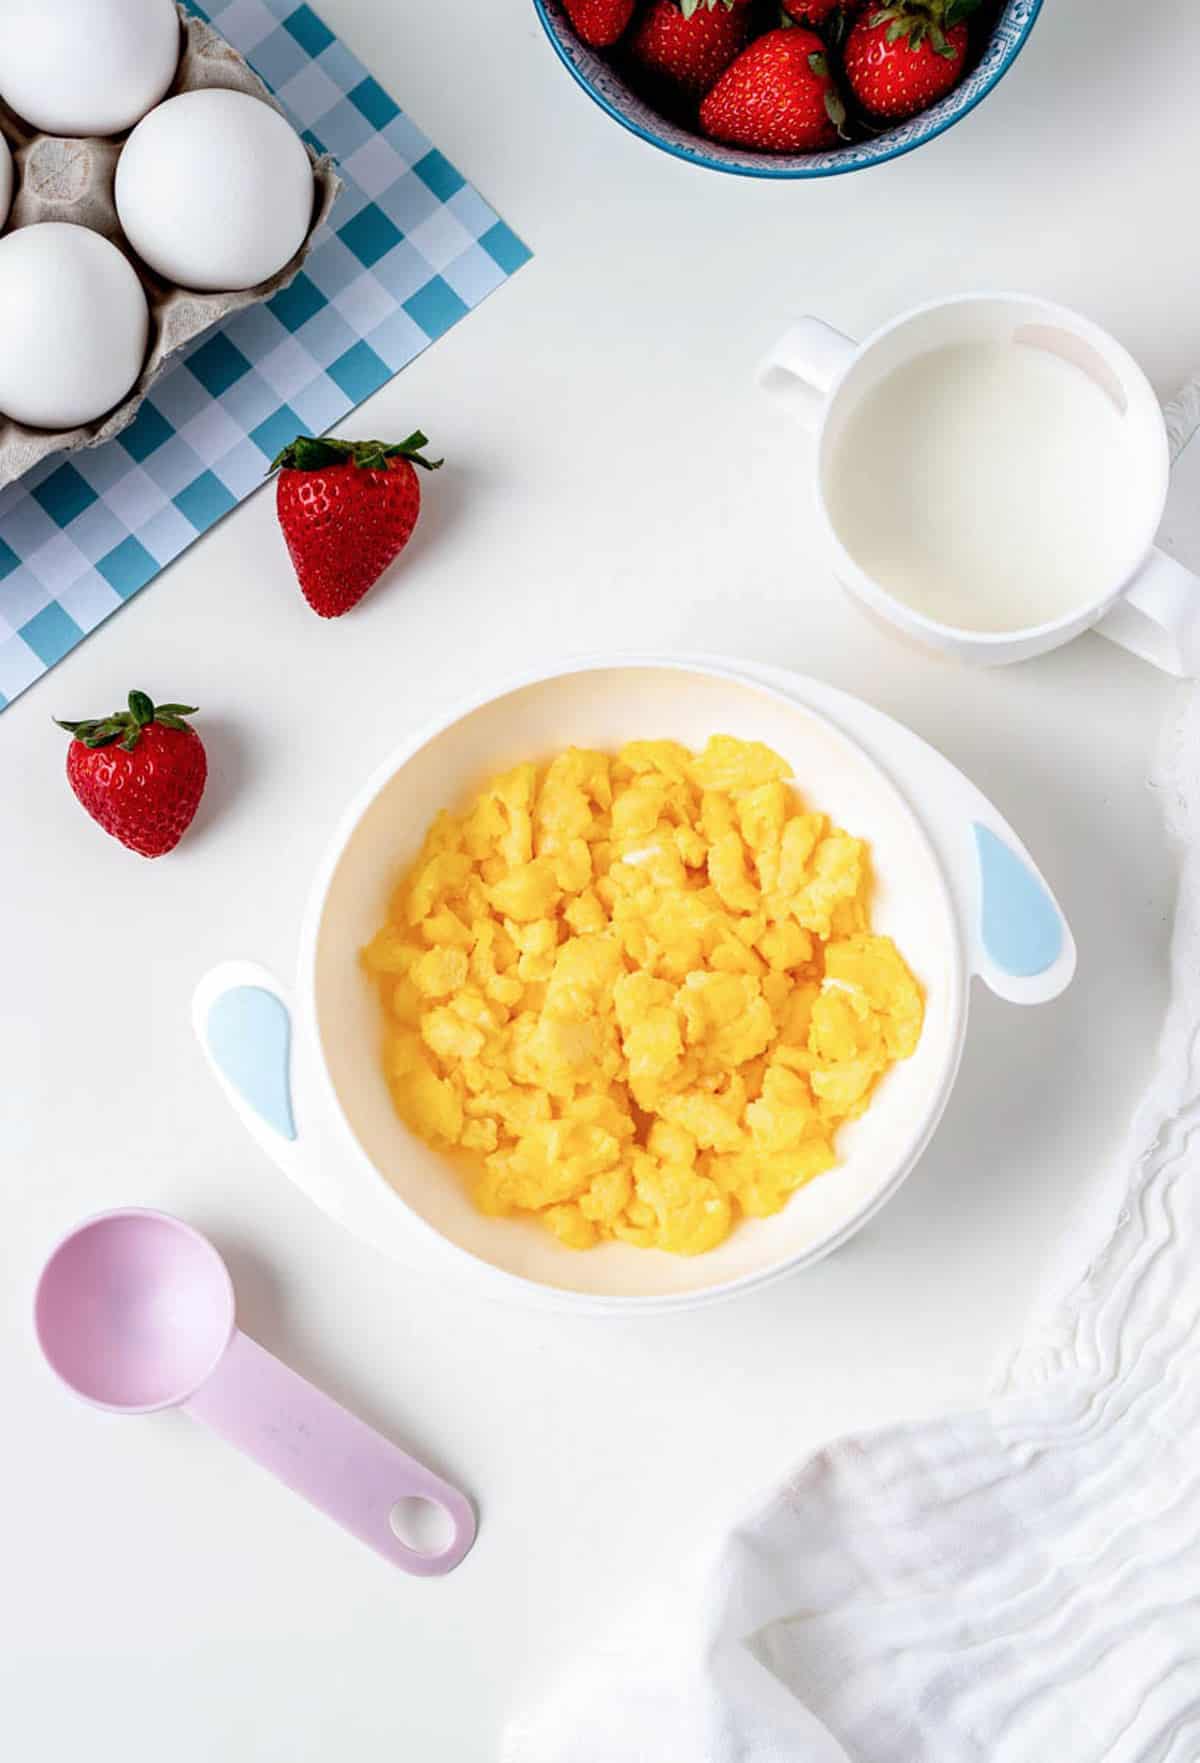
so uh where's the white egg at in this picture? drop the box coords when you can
[0,0,180,138]
[0,133,12,231]
[115,89,315,293]
[0,224,149,428]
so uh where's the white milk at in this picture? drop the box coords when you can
[825,340,1145,633]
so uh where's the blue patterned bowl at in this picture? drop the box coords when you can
[532,0,1043,178]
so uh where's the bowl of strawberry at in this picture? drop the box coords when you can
[534,0,1042,177]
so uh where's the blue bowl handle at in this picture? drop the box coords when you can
[193,962,301,1172]
[964,818,1076,1005]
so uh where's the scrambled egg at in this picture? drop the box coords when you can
[362,736,923,1255]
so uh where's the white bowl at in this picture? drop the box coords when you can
[195,658,1075,1313]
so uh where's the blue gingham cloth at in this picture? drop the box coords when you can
[0,0,530,711]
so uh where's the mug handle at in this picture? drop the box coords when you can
[758,318,858,432]
[1094,546,1200,678]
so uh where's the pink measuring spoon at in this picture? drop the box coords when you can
[34,1209,476,1576]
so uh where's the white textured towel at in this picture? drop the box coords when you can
[505,380,1200,1763]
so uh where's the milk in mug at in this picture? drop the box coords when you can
[825,339,1149,634]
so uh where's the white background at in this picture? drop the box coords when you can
[2,1,1198,1756]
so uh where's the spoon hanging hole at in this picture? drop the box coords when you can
[390,1496,456,1557]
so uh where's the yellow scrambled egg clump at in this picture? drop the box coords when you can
[362,737,923,1255]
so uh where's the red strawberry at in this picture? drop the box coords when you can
[781,0,852,23]
[562,0,636,48]
[271,433,442,619]
[56,692,207,859]
[843,0,979,120]
[700,27,845,151]
[628,0,753,100]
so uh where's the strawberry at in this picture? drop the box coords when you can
[628,0,753,100]
[270,433,442,619]
[843,0,980,120]
[781,1,853,23]
[699,27,845,151]
[562,0,636,48]
[56,692,207,859]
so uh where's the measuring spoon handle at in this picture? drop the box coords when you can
[183,1330,476,1575]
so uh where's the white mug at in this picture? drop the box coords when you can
[759,293,1200,675]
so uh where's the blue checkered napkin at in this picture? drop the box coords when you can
[0,0,531,711]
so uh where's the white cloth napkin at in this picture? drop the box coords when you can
[504,379,1200,1763]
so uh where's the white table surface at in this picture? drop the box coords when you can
[3,2,1198,1757]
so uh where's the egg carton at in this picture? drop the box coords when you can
[0,3,341,488]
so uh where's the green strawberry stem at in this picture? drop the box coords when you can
[868,0,980,53]
[55,691,198,753]
[267,433,444,475]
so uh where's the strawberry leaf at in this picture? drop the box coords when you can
[824,89,848,137]
[679,0,702,16]
[357,433,444,473]
[943,0,981,23]
[76,717,128,749]
[268,432,443,475]
[55,695,199,748]
[268,434,354,473]
[808,50,829,76]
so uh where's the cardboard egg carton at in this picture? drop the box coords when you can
[0,3,341,487]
